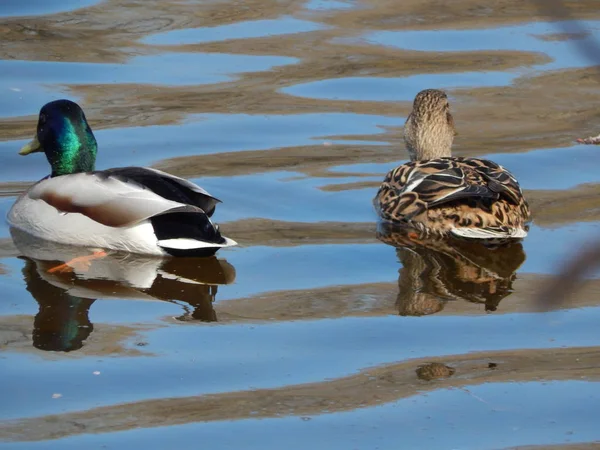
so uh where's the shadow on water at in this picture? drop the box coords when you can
[12,228,236,352]
[376,223,526,316]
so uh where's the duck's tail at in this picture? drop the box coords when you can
[151,212,237,257]
[450,226,527,240]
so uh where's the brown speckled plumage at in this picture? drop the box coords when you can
[374,89,531,241]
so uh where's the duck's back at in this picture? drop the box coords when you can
[96,166,220,217]
[375,157,531,240]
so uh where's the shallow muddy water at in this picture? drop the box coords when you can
[1,1,600,449]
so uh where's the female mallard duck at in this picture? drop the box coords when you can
[8,99,236,259]
[374,89,530,240]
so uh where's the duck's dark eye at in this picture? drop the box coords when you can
[39,113,46,124]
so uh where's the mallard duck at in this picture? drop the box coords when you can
[374,89,531,240]
[8,99,236,259]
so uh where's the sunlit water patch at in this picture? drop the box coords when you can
[1,308,599,420]
[143,16,325,45]
[16,380,597,450]
[303,0,358,11]
[0,54,297,118]
[285,20,600,102]
[0,197,14,235]
[328,144,600,191]
[0,0,101,18]
[283,71,515,102]
[520,223,600,275]
[369,20,600,73]
[197,171,379,223]
[0,84,72,124]
[0,113,397,182]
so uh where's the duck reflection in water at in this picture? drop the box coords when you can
[376,223,526,316]
[12,228,236,352]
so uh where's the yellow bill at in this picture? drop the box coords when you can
[454,130,459,136]
[19,135,43,155]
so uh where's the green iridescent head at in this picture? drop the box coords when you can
[20,99,98,177]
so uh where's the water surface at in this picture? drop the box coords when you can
[1,1,600,449]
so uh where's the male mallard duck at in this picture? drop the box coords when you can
[374,89,530,240]
[8,100,236,259]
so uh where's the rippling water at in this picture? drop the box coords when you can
[1,1,600,449]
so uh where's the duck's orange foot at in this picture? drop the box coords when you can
[576,135,600,145]
[47,250,108,274]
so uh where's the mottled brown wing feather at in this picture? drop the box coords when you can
[378,159,491,211]
[459,158,524,205]
[418,166,499,205]
[375,157,529,226]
